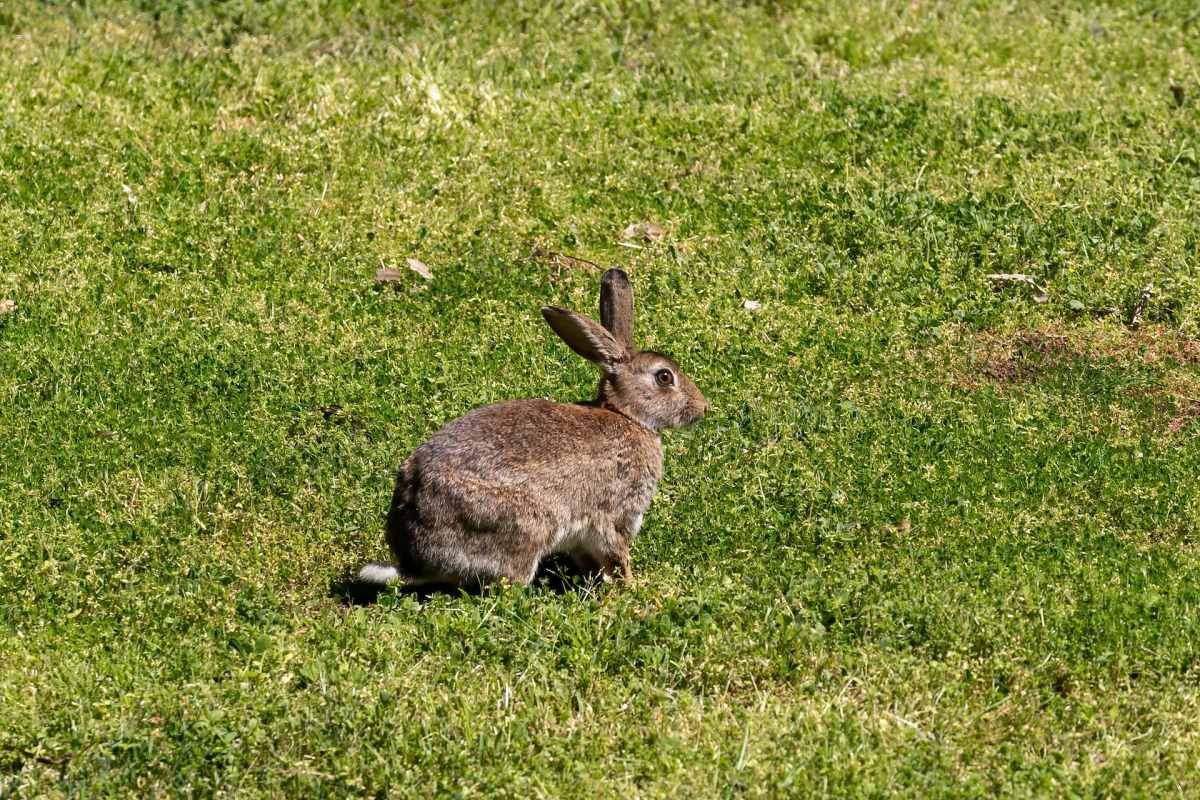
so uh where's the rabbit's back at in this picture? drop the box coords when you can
[420,399,658,479]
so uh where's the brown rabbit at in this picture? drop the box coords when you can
[357,268,708,590]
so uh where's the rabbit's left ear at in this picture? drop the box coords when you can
[599,268,634,351]
[542,307,630,369]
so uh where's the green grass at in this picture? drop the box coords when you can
[2,0,1200,795]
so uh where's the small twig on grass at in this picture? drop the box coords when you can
[986,273,1049,304]
[1129,284,1154,328]
[529,245,602,279]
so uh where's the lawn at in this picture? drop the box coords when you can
[2,0,1200,796]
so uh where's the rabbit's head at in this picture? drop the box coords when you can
[542,269,708,432]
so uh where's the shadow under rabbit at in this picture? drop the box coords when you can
[331,553,604,606]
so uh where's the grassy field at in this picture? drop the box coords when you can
[2,0,1200,796]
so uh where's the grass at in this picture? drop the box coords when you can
[2,0,1200,795]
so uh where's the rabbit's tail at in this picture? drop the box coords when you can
[357,561,401,585]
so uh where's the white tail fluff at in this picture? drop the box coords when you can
[357,562,400,585]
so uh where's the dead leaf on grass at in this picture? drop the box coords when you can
[406,257,433,281]
[374,266,404,284]
[621,222,665,243]
[0,299,15,315]
[375,258,432,285]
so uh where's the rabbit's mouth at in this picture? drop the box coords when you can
[675,400,710,429]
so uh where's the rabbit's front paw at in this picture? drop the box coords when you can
[600,551,632,583]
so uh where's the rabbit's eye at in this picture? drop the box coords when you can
[655,368,674,387]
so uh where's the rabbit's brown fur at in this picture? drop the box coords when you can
[362,269,707,589]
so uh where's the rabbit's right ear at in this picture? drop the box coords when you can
[542,307,629,368]
[599,268,635,351]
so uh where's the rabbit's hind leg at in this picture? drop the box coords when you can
[418,525,544,588]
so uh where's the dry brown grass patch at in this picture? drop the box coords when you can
[951,323,1200,437]
[963,324,1200,388]
[1163,373,1200,436]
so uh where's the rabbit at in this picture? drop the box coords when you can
[357,268,708,590]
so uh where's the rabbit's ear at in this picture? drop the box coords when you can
[599,268,635,351]
[542,307,630,368]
